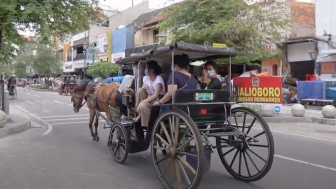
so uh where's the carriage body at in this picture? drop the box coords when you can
[106,42,275,189]
[59,75,78,96]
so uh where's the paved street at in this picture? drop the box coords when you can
[0,87,336,189]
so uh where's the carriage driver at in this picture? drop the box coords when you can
[115,61,139,121]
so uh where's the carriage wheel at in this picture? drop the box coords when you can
[216,107,274,182]
[151,109,204,189]
[108,124,129,164]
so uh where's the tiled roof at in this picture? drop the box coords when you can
[287,0,315,26]
[127,8,164,30]
[145,11,167,26]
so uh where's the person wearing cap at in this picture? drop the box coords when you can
[200,61,222,89]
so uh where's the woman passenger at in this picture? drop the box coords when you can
[153,54,198,111]
[134,60,165,126]
[200,61,222,89]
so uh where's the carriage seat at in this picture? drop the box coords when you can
[174,89,231,125]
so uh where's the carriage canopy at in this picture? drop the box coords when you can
[116,42,237,65]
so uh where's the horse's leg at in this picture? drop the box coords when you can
[94,114,99,141]
[89,109,96,140]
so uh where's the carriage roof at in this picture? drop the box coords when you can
[116,42,237,65]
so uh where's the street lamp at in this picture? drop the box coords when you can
[103,44,108,52]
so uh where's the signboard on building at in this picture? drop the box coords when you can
[232,77,283,113]
[321,62,336,74]
[96,33,107,57]
[63,62,74,72]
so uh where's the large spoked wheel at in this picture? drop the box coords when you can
[108,123,129,164]
[216,107,274,182]
[151,109,204,189]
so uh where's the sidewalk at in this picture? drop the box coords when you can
[0,106,31,139]
[265,104,336,126]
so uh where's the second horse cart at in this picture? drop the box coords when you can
[92,43,275,189]
[59,75,78,95]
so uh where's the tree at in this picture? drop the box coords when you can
[86,62,119,78]
[158,0,290,63]
[0,0,103,54]
[32,44,62,76]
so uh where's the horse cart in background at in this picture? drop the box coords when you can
[80,42,275,189]
[59,75,78,95]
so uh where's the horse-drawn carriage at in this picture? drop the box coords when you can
[71,42,274,189]
[59,75,78,95]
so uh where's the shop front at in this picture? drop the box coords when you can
[286,41,316,81]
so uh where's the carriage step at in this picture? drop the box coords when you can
[205,131,244,137]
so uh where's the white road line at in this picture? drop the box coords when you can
[16,106,52,136]
[49,120,105,125]
[275,155,336,172]
[53,100,66,104]
[44,117,88,122]
[253,127,336,143]
[31,94,40,97]
[38,114,90,119]
[25,100,34,104]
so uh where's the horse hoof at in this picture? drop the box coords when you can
[92,138,96,141]
[96,136,100,141]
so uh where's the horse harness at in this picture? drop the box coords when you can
[84,81,119,109]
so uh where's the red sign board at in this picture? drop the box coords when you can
[233,77,282,103]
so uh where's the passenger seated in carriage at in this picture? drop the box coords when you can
[152,54,199,115]
[133,60,165,124]
[200,61,222,89]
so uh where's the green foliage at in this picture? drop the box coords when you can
[158,0,290,63]
[86,62,119,78]
[32,44,62,76]
[0,0,101,54]
[12,43,62,77]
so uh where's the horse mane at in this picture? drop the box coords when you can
[73,81,89,93]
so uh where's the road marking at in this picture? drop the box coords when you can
[16,106,52,136]
[38,114,90,119]
[53,100,66,104]
[31,94,40,97]
[44,117,89,122]
[275,155,336,172]
[25,101,34,104]
[254,127,336,143]
[49,120,105,125]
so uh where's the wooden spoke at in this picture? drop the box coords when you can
[163,158,172,176]
[170,159,176,185]
[177,137,194,151]
[177,155,196,174]
[155,134,170,146]
[247,131,265,142]
[154,145,165,151]
[174,158,182,189]
[243,152,251,176]
[249,144,269,148]
[173,116,180,147]
[160,122,172,145]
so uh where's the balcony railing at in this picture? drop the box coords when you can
[66,53,85,62]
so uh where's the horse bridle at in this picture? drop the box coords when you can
[71,93,87,109]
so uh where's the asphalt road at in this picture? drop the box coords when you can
[1,87,336,189]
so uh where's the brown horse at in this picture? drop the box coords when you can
[71,81,119,141]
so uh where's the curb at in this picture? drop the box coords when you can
[0,116,31,139]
